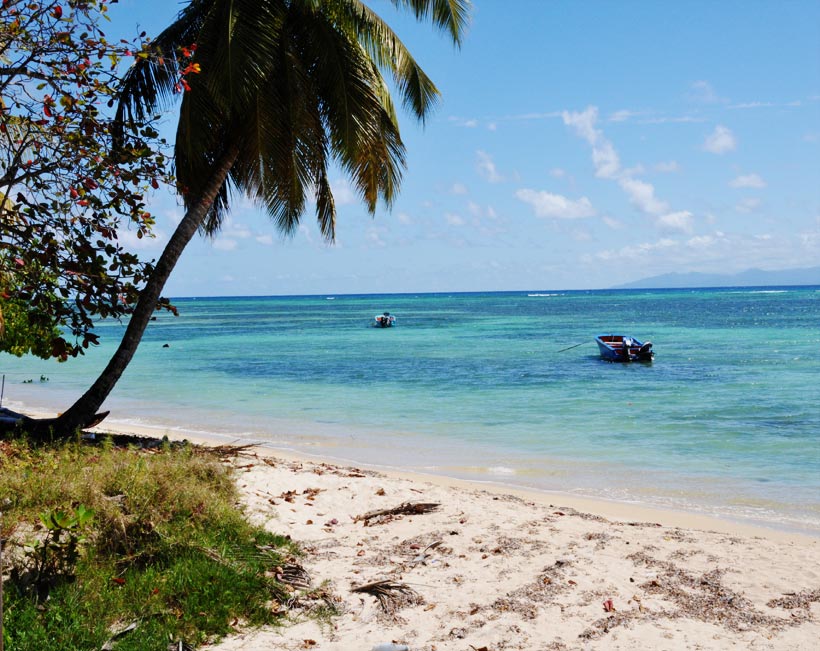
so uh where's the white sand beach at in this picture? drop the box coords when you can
[81,417,817,651]
[205,446,819,651]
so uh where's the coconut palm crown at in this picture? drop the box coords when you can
[118,0,470,239]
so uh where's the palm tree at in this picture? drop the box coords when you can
[49,0,470,435]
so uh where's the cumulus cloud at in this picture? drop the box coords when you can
[255,234,274,245]
[445,212,466,226]
[515,189,595,219]
[618,177,668,215]
[562,107,621,179]
[476,150,503,183]
[703,125,737,154]
[729,173,766,188]
[657,210,694,233]
[450,182,468,195]
[397,212,413,225]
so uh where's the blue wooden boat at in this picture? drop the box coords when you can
[596,334,654,362]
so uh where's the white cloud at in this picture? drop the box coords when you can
[729,173,766,188]
[562,106,599,143]
[476,150,503,183]
[591,141,621,179]
[468,202,498,220]
[735,197,761,213]
[365,227,387,247]
[618,177,668,215]
[222,219,252,239]
[657,210,694,234]
[515,189,595,219]
[590,237,677,262]
[213,238,238,251]
[445,212,466,226]
[686,234,720,249]
[563,106,679,218]
[642,115,704,124]
[486,122,497,131]
[703,125,737,154]
[550,168,566,178]
[255,234,274,245]
[655,160,680,173]
[688,80,726,104]
[448,116,480,128]
[450,182,468,195]
[330,179,357,205]
[397,212,413,225]
[562,107,622,179]
[608,109,639,123]
[602,216,623,229]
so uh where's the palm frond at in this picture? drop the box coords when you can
[389,0,471,46]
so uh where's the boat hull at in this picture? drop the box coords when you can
[595,334,654,362]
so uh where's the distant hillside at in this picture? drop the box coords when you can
[614,266,820,289]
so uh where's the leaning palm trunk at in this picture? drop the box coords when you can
[49,145,240,436]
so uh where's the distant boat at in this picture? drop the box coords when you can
[596,334,654,362]
[373,312,396,328]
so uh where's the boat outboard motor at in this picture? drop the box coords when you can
[639,341,653,358]
[621,337,633,361]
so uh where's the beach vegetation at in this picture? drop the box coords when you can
[50,0,471,435]
[0,436,299,650]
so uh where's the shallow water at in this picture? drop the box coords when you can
[4,286,819,533]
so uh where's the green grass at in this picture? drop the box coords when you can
[0,436,300,650]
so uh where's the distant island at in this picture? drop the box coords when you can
[614,266,820,289]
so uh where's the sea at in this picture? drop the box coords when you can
[2,286,819,534]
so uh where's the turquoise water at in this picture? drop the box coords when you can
[3,287,819,533]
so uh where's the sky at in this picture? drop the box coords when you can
[112,0,820,296]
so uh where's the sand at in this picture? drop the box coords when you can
[201,446,819,651]
[21,411,820,649]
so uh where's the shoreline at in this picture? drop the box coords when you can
[65,410,817,544]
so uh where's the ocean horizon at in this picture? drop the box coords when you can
[3,285,819,535]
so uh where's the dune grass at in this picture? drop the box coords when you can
[0,435,299,650]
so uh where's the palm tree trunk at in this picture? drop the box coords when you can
[49,144,240,436]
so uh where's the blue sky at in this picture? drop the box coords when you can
[114,1,820,296]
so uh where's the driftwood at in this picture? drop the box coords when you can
[351,580,423,613]
[0,407,108,438]
[353,502,440,526]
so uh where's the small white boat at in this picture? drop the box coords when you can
[373,312,396,328]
